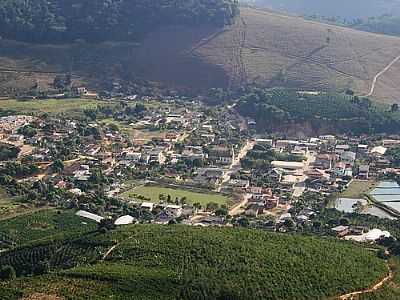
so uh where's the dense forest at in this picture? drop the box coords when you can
[0,0,239,43]
[237,88,400,135]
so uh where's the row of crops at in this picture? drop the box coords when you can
[0,235,113,276]
[61,225,387,300]
[0,214,390,299]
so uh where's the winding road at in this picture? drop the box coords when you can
[339,262,393,300]
[363,54,400,97]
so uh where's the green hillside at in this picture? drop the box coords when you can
[237,88,400,135]
[0,212,389,299]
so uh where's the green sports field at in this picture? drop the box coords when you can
[122,185,231,206]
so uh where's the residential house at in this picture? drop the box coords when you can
[319,135,336,144]
[165,205,183,217]
[141,202,154,211]
[229,179,250,190]
[357,144,369,155]
[334,162,346,177]
[335,144,350,154]
[313,154,332,170]
[358,165,370,180]
[208,146,234,165]
[256,139,273,147]
[341,151,356,166]
[245,203,264,217]
[275,140,298,150]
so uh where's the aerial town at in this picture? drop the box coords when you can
[1,91,399,245]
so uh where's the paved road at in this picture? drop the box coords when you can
[216,140,255,192]
[292,151,315,198]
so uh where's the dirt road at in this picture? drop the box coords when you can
[363,54,400,97]
[229,193,251,216]
[339,263,393,300]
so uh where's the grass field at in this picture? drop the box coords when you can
[122,185,231,206]
[0,98,105,116]
[0,225,388,300]
[340,180,378,199]
[100,118,167,140]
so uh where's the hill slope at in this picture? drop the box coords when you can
[3,8,400,103]
[195,8,400,103]
[0,222,388,299]
[243,0,400,19]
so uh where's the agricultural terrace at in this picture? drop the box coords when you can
[0,225,388,299]
[122,185,232,206]
[0,98,106,116]
[0,210,96,246]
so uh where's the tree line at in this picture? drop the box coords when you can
[0,0,239,43]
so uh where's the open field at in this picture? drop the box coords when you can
[340,180,378,199]
[122,185,232,206]
[100,118,168,140]
[3,8,400,102]
[0,225,388,299]
[0,98,105,116]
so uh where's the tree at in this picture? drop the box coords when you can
[377,249,390,260]
[51,159,64,172]
[108,123,120,132]
[33,260,50,275]
[284,219,295,229]
[0,265,16,281]
[391,103,399,112]
[193,202,202,211]
[18,125,37,138]
[237,217,249,227]
[206,202,219,212]
[215,208,228,216]
[98,218,115,232]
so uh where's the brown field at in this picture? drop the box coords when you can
[2,8,400,103]
[196,8,400,103]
